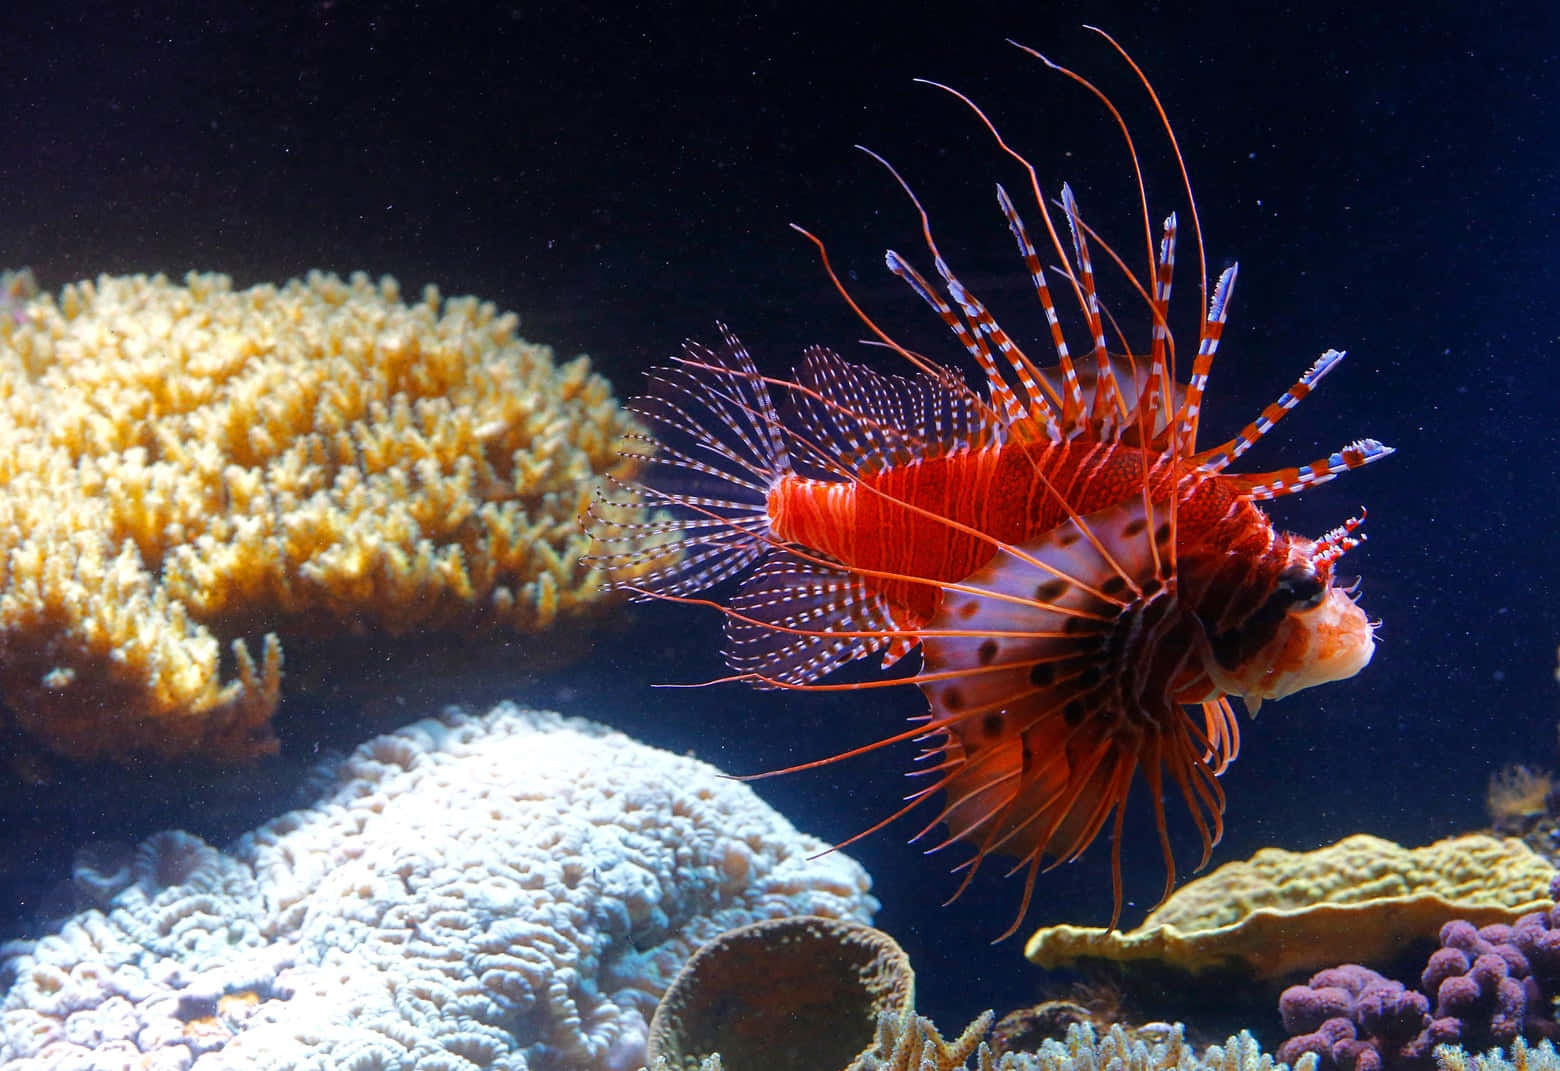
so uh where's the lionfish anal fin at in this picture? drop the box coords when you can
[724,555,906,686]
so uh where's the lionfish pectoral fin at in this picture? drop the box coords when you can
[915,496,1222,931]
[723,553,907,686]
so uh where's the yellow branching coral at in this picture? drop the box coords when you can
[0,270,643,763]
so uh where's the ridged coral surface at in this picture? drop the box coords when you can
[1026,834,1556,978]
[0,271,643,763]
[0,703,878,1070]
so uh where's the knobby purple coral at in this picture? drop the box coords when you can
[1279,907,1560,1071]
[1278,964,1442,1071]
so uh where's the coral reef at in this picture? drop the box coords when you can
[0,266,36,323]
[1438,1038,1560,1071]
[1025,834,1556,979]
[0,270,646,764]
[0,703,877,1070]
[1423,919,1554,1050]
[1278,963,1446,1071]
[864,1010,994,1071]
[639,929,1331,1071]
[1278,905,1560,1071]
[852,1017,1309,1071]
[988,1021,1308,1071]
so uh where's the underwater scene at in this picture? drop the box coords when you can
[0,2,1555,1069]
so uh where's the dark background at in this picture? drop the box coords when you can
[0,0,1556,1040]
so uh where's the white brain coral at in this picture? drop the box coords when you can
[0,704,878,1070]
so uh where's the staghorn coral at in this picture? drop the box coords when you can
[0,702,877,1070]
[843,1016,1315,1071]
[979,1021,1311,1071]
[1025,834,1557,980]
[0,270,645,763]
[1438,1038,1560,1071]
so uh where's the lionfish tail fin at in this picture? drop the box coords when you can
[584,324,790,598]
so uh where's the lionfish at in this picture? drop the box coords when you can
[587,31,1390,935]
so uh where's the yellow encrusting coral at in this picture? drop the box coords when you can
[1024,833,1556,979]
[0,270,643,763]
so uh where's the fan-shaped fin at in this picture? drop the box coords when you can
[586,324,789,598]
[724,554,905,685]
[784,345,991,477]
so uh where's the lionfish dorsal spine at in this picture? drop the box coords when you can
[1135,212,1178,441]
[1195,347,1350,474]
[993,183,1085,428]
[1057,184,1125,423]
[1173,262,1239,457]
[1238,437,1395,500]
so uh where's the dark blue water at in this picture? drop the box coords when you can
[0,0,1555,1043]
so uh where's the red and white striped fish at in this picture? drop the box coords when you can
[587,31,1390,936]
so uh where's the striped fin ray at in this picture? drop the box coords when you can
[1137,213,1178,440]
[1058,184,1128,436]
[880,250,1031,427]
[584,324,789,598]
[860,146,1059,439]
[1193,348,1348,473]
[784,344,993,477]
[1232,437,1395,500]
[906,76,1101,432]
[1173,263,1238,457]
[725,556,904,686]
[995,183,1085,427]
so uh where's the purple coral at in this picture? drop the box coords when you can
[1420,921,1533,1050]
[1279,908,1560,1071]
[1278,964,1439,1071]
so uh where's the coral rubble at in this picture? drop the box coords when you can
[0,271,646,763]
[0,703,877,1069]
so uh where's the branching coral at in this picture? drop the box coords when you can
[0,271,646,763]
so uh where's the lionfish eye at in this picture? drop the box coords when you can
[1276,564,1326,610]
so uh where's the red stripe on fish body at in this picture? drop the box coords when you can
[766,438,1283,634]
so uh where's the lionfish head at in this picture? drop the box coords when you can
[1208,515,1376,712]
